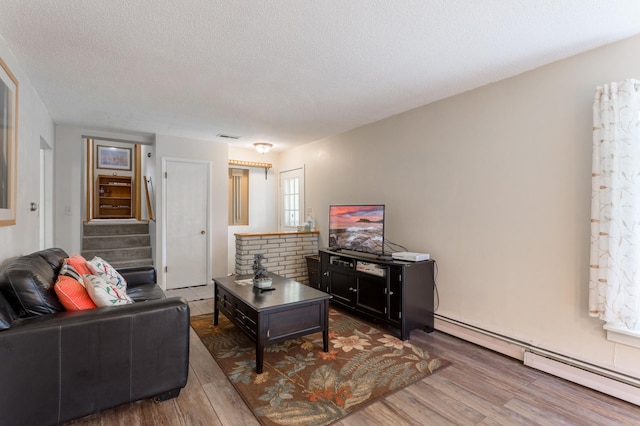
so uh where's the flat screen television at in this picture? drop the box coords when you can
[328,204,385,254]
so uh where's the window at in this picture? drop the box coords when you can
[280,167,304,230]
[590,79,640,345]
[229,168,249,225]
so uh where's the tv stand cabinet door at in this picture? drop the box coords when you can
[355,273,387,319]
[328,268,354,307]
[320,253,330,293]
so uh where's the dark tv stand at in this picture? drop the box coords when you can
[318,249,435,340]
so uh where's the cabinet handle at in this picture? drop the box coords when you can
[389,291,394,295]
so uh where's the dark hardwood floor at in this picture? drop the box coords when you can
[65,299,640,425]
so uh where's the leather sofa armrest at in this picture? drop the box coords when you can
[0,297,189,425]
[117,265,156,288]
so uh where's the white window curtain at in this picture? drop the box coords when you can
[590,79,640,331]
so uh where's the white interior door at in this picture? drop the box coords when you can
[164,159,210,289]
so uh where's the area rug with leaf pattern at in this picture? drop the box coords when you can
[190,308,450,426]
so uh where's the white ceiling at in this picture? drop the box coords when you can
[1,1,640,151]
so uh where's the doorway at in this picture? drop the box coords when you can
[163,158,211,289]
[85,138,140,221]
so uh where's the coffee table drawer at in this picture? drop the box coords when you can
[215,287,234,317]
[234,298,257,337]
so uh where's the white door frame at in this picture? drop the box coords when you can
[161,157,212,290]
[39,139,54,249]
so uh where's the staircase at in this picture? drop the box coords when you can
[82,221,153,268]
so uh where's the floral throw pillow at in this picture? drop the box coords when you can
[86,256,127,291]
[83,274,133,307]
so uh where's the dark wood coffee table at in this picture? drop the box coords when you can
[212,273,332,373]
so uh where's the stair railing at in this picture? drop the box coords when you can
[144,176,155,221]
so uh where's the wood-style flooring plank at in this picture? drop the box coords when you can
[128,399,182,426]
[336,399,424,426]
[527,374,640,425]
[417,373,538,426]
[391,379,486,425]
[171,364,221,426]
[382,389,461,425]
[189,298,214,316]
[188,326,224,386]
[433,362,520,406]
[111,401,146,426]
[202,381,260,426]
[503,397,577,426]
[512,377,637,426]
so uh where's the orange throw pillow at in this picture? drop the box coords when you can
[65,254,92,276]
[55,276,97,311]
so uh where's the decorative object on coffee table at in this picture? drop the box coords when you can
[252,253,272,289]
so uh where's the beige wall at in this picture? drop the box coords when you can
[0,39,54,263]
[280,34,640,378]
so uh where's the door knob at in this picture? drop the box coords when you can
[201,230,206,234]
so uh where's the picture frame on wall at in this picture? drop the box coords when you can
[97,145,132,171]
[0,55,18,226]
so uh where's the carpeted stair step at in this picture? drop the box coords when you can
[82,221,153,269]
[108,258,154,268]
[81,246,152,264]
[83,222,149,236]
[82,234,150,250]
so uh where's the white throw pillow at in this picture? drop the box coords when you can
[83,274,133,307]
[86,256,127,291]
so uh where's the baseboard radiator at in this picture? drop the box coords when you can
[434,314,640,406]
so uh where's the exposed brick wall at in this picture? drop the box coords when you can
[235,231,319,284]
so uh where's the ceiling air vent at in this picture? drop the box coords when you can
[217,134,240,140]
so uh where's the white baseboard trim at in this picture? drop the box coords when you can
[434,315,640,406]
[434,315,527,360]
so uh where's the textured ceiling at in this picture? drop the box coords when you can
[1,1,640,151]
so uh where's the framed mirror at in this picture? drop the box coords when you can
[0,55,18,226]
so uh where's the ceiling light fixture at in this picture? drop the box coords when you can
[254,142,273,154]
